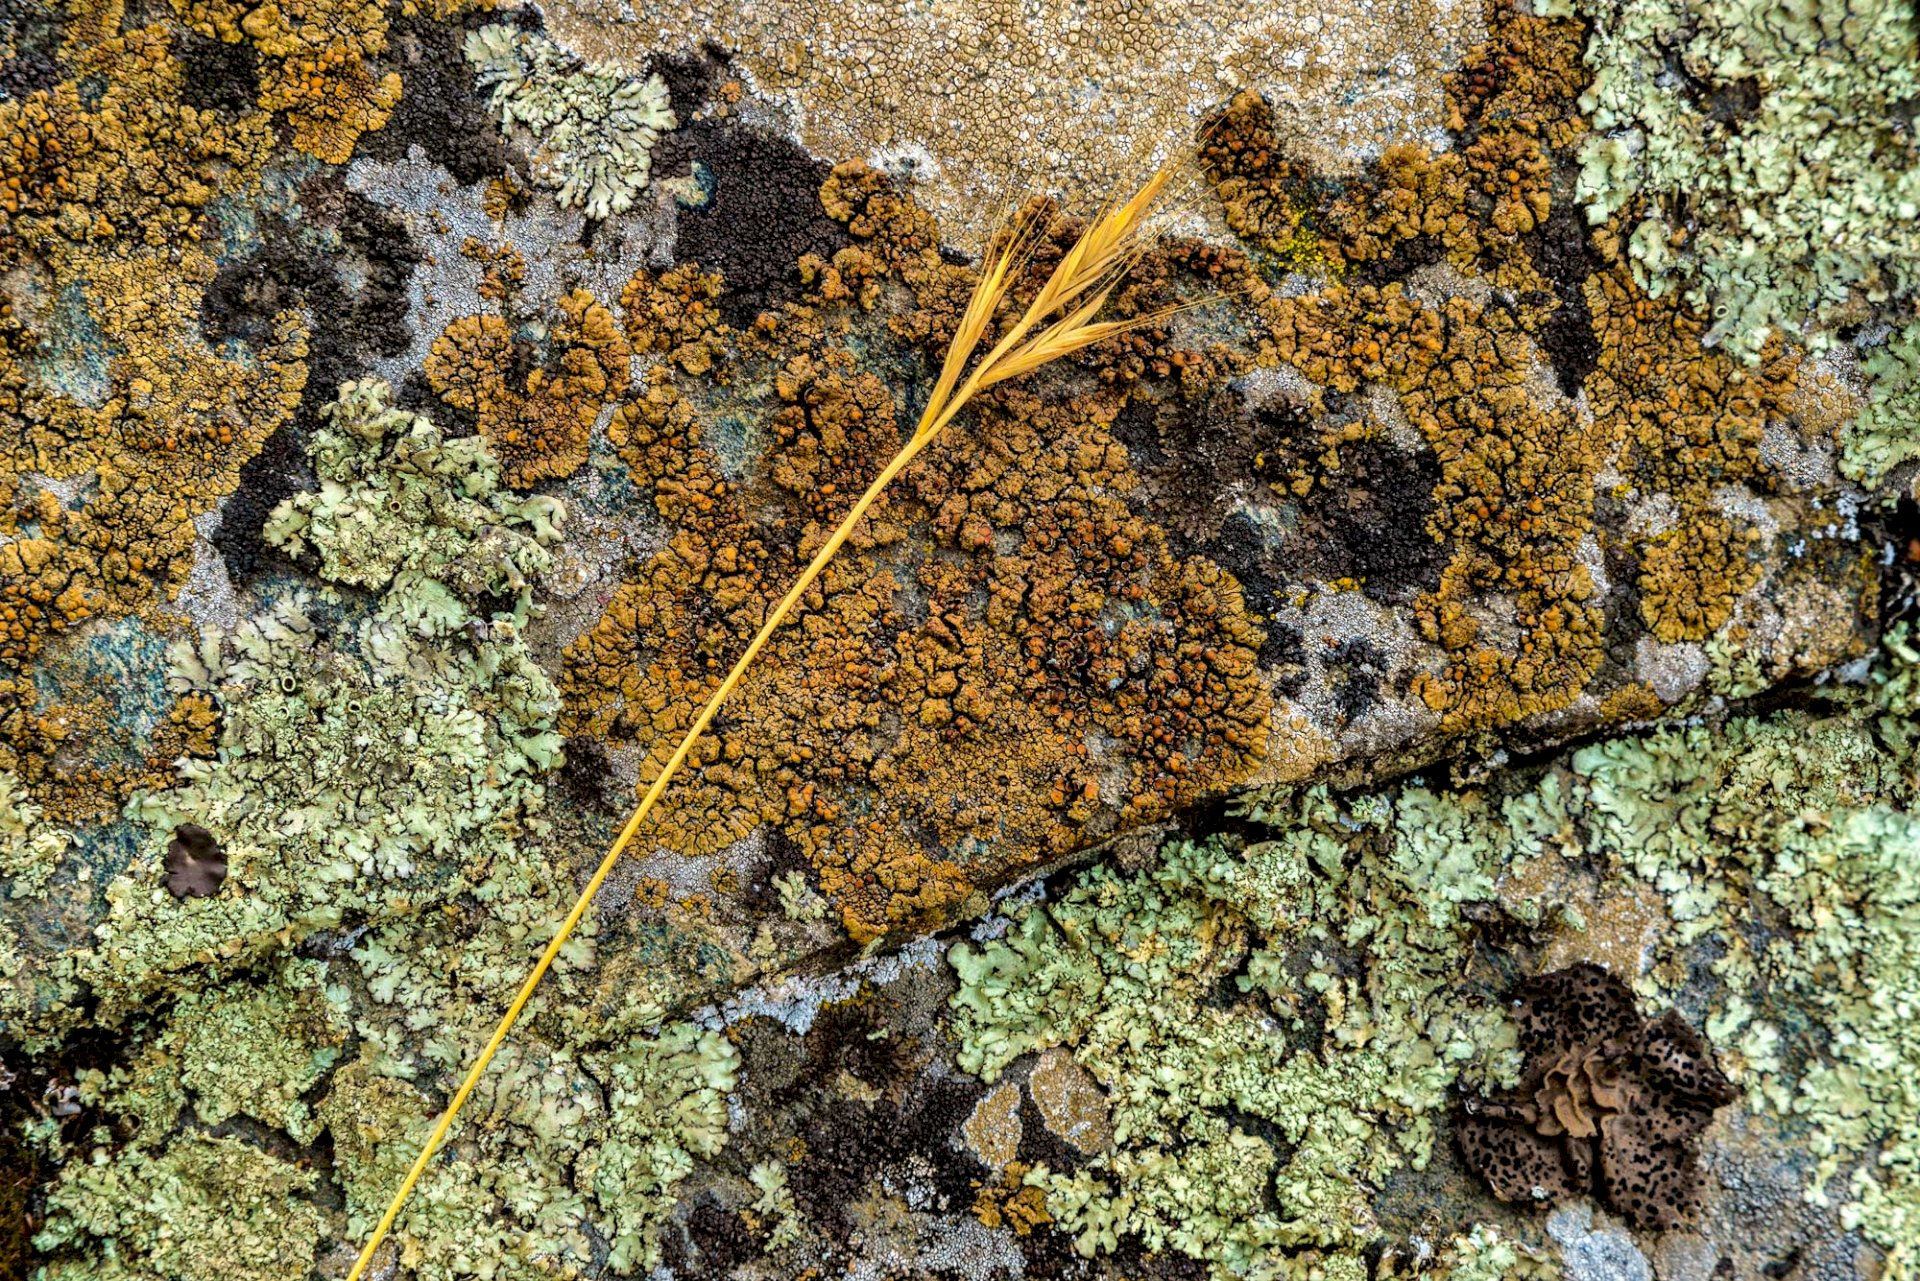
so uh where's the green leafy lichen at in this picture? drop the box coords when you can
[68,379,566,1026]
[168,958,349,1143]
[0,770,74,903]
[1843,320,1920,486]
[952,618,1920,1276]
[34,1134,328,1281]
[464,25,678,221]
[948,786,1530,1278]
[1572,0,1920,359]
[1570,627,1920,1274]
[28,379,743,1280]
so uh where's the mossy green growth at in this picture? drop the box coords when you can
[1843,321,1920,486]
[1569,626,1920,1276]
[949,786,1531,1278]
[1572,0,1920,360]
[65,379,566,1027]
[464,25,678,221]
[34,1134,328,1281]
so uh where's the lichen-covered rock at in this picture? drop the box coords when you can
[1569,0,1920,359]
[2,0,1914,1276]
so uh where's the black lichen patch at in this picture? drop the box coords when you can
[1874,495,1920,626]
[164,823,228,899]
[173,30,258,115]
[654,1196,767,1277]
[787,1075,984,1243]
[1455,963,1737,1231]
[1350,232,1448,291]
[1310,435,1447,605]
[657,119,854,328]
[0,1057,34,1281]
[1204,512,1286,627]
[647,42,729,123]
[1522,191,1603,398]
[212,423,313,580]
[1126,386,1306,546]
[205,183,421,579]
[553,738,623,818]
[366,14,524,186]
[1325,636,1387,724]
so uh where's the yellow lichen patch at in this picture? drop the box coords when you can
[971,1162,1051,1237]
[0,673,218,826]
[1584,255,1796,643]
[169,0,404,164]
[425,290,630,487]
[564,178,1272,942]
[620,264,732,376]
[0,26,306,706]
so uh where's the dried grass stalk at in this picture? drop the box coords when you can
[344,156,1194,1281]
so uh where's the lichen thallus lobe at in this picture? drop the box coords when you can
[344,156,1209,1277]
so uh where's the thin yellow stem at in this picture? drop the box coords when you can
[343,420,947,1281]
[344,157,1190,1281]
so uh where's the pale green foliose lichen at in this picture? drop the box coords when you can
[34,1134,329,1281]
[1409,1226,1559,1281]
[1843,321,1920,486]
[168,957,350,1143]
[0,769,74,902]
[1572,0,1920,360]
[0,770,79,1034]
[27,380,744,1280]
[464,25,678,220]
[67,379,566,1025]
[748,1160,804,1251]
[773,868,828,923]
[1570,625,1920,1276]
[951,619,1920,1277]
[948,785,1531,1279]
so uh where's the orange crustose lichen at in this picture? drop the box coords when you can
[426,290,631,487]
[0,18,307,809]
[563,185,1273,942]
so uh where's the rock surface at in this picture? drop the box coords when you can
[1,0,1917,1277]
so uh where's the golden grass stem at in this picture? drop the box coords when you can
[342,156,1187,1281]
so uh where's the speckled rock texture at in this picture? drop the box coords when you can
[2,0,1918,1277]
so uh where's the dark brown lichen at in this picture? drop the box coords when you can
[1455,963,1736,1231]
[163,822,227,899]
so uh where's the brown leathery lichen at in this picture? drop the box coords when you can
[1456,963,1737,1231]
